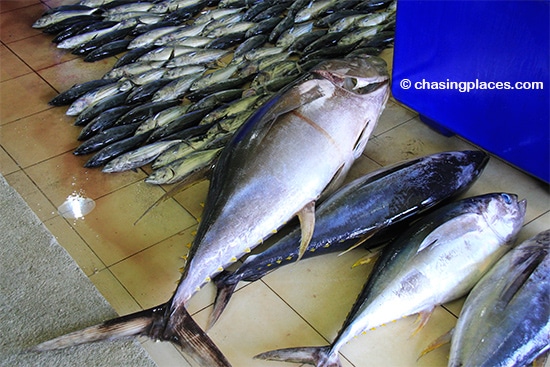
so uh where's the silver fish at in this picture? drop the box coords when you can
[194,7,244,24]
[56,21,126,49]
[103,61,165,80]
[165,35,213,48]
[152,134,214,169]
[153,23,211,45]
[256,193,527,367]
[129,68,168,86]
[135,104,191,135]
[448,229,550,367]
[146,147,223,184]
[151,73,202,102]
[31,55,389,367]
[275,21,315,49]
[295,0,339,23]
[201,13,245,35]
[66,80,133,116]
[136,45,200,62]
[338,25,381,47]
[128,26,182,49]
[32,8,98,29]
[206,21,257,38]
[166,49,230,68]
[189,64,239,91]
[102,140,183,173]
[103,2,156,16]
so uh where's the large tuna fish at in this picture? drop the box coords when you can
[448,229,550,367]
[209,150,490,327]
[31,55,390,366]
[256,193,527,367]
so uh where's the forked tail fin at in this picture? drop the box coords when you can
[30,303,232,367]
[208,271,240,330]
[254,346,341,367]
[30,307,157,352]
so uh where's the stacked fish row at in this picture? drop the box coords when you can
[34,0,396,185]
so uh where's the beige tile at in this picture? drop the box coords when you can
[44,215,106,276]
[68,181,196,266]
[379,47,394,72]
[262,248,375,342]
[0,146,19,175]
[42,0,82,8]
[8,33,79,71]
[0,1,42,14]
[193,281,341,367]
[140,339,193,367]
[516,210,550,245]
[345,154,381,183]
[0,3,47,43]
[89,268,143,316]
[38,56,118,94]
[0,73,56,124]
[109,230,194,309]
[4,169,57,222]
[173,180,210,220]
[0,43,32,81]
[364,116,476,166]
[24,151,146,205]
[374,99,417,137]
[1,108,77,168]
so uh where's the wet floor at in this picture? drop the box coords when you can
[1,1,549,366]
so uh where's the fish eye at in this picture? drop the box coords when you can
[501,193,513,204]
[343,77,358,91]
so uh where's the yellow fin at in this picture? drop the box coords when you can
[338,230,379,257]
[411,307,435,337]
[296,201,316,261]
[351,244,386,268]
[418,328,454,361]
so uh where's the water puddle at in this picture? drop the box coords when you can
[57,193,96,219]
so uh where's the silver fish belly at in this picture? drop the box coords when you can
[449,229,550,367]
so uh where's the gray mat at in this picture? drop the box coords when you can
[0,174,156,367]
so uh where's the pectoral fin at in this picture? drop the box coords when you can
[339,230,379,258]
[418,328,454,360]
[411,307,435,337]
[296,201,315,261]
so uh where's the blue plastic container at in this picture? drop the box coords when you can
[391,0,549,183]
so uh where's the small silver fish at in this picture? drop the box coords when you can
[102,140,183,173]
[166,49,230,68]
[32,8,98,29]
[146,147,223,184]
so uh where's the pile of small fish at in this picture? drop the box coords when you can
[34,0,397,185]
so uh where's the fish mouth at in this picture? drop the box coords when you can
[314,69,389,95]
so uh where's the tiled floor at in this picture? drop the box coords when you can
[1,1,549,367]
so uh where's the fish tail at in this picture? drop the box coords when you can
[208,271,239,329]
[254,346,342,367]
[161,303,232,367]
[30,307,159,352]
[31,302,232,367]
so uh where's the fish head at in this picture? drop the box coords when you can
[310,55,390,97]
[481,193,527,244]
